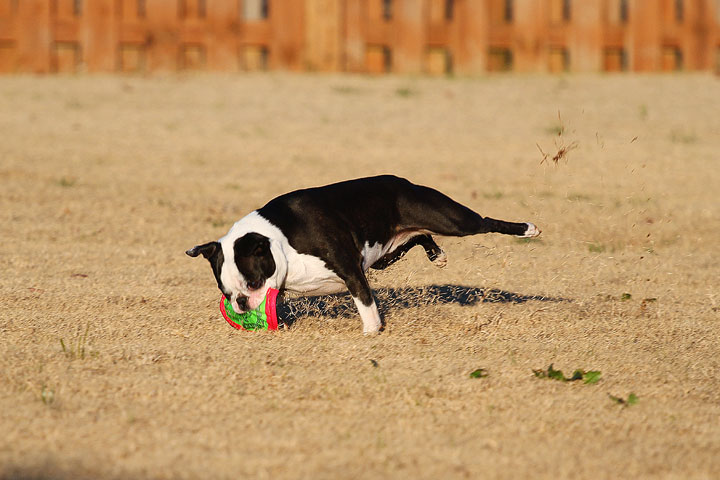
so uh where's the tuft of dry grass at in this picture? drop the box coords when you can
[537,111,579,165]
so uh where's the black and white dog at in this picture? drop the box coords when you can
[187,175,540,333]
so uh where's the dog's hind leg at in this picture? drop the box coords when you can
[414,234,447,267]
[401,184,541,239]
[370,234,446,270]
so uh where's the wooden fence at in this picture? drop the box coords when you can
[0,0,719,74]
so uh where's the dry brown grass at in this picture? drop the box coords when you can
[536,111,579,165]
[1,73,719,480]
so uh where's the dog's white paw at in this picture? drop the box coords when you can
[432,250,448,268]
[355,298,382,335]
[519,223,541,238]
[362,317,381,335]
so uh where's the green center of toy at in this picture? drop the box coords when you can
[223,296,269,331]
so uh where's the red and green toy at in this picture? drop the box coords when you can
[219,288,280,331]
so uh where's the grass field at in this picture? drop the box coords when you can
[1,73,719,479]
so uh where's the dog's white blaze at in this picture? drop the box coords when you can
[219,212,289,311]
[353,297,381,334]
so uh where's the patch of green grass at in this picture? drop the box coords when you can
[65,98,83,110]
[533,364,601,384]
[482,191,504,200]
[60,322,90,360]
[209,218,228,228]
[469,368,488,379]
[189,153,206,166]
[627,196,654,206]
[567,193,592,202]
[40,384,55,405]
[515,237,542,245]
[57,177,77,187]
[332,85,363,95]
[620,293,632,301]
[588,243,606,253]
[583,371,602,384]
[395,87,417,98]
[609,392,638,407]
[670,129,698,144]
[544,124,564,136]
[253,125,270,138]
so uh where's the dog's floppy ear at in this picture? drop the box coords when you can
[234,232,270,257]
[186,241,220,259]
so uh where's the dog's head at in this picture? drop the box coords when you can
[186,232,276,313]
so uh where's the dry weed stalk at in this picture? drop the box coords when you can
[538,111,579,165]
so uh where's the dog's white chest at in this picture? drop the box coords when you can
[284,251,345,295]
[283,241,392,295]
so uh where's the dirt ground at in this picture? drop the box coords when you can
[1,73,719,479]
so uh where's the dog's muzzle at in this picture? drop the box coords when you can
[232,296,250,313]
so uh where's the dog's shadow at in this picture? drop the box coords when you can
[279,285,566,325]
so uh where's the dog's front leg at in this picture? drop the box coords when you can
[322,249,383,334]
[341,268,382,334]
[352,295,382,335]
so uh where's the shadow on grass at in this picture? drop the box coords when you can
[0,465,113,480]
[278,284,567,324]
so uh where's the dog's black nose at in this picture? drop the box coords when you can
[236,296,249,312]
